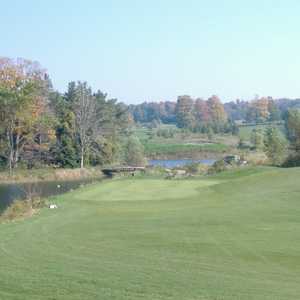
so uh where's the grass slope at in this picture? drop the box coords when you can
[1,167,300,299]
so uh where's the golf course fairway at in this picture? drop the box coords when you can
[1,167,300,300]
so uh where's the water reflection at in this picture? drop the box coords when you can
[0,179,99,213]
[149,159,216,168]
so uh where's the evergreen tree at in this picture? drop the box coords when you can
[49,90,79,167]
[286,109,300,151]
[251,129,264,150]
[264,127,287,165]
[268,101,281,121]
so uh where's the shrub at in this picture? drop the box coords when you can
[156,128,176,138]
[243,151,268,166]
[122,136,147,166]
[1,200,32,221]
[282,152,300,168]
[142,166,169,178]
[184,163,209,175]
[1,198,46,222]
[208,160,227,174]
[185,163,200,174]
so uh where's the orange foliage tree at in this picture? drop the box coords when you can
[0,57,51,171]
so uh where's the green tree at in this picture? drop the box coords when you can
[268,100,281,121]
[264,127,287,165]
[49,89,79,167]
[55,111,78,167]
[286,109,300,151]
[123,136,146,166]
[251,129,264,150]
[207,127,214,141]
[175,95,195,129]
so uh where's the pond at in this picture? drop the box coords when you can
[149,159,216,168]
[0,178,100,214]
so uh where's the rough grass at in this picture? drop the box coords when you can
[0,198,46,222]
[1,167,300,299]
[238,123,285,141]
[144,142,229,156]
[133,126,232,158]
[0,200,33,221]
[0,168,103,183]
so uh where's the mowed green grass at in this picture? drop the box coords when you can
[1,167,300,299]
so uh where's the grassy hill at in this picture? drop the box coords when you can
[1,167,300,299]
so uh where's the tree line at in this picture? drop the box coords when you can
[242,108,300,167]
[0,57,133,171]
[1,56,300,171]
[130,95,237,134]
[130,96,300,126]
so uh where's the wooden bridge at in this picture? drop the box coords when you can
[102,166,146,177]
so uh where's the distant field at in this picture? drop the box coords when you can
[238,123,285,141]
[1,167,300,299]
[144,142,229,156]
[134,126,231,158]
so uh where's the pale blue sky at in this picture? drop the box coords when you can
[1,0,300,103]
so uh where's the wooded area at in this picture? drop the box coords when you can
[0,57,131,171]
[1,56,300,171]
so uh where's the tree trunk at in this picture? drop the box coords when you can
[7,130,13,175]
[14,133,20,169]
[8,150,13,175]
[80,146,84,169]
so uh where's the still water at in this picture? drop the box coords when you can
[0,179,99,213]
[149,159,216,168]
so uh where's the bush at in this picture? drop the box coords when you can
[184,163,209,175]
[208,160,228,174]
[282,152,300,168]
[243,151,268,166]
[156,128,176,138]
[144,166,168,177]
[122,136,147,166]
[1,200,32,221]
[185,163,200,174]
[1,198,46,222]
[238,138,251,149]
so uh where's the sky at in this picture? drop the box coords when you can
[1,0,300,104]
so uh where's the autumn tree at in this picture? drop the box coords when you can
[207,95,227,123]
[194,98,211,123]
[0,57,49,172]
[247,97,272,122]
